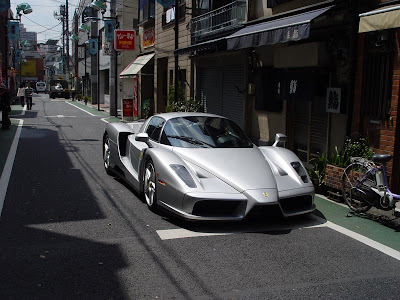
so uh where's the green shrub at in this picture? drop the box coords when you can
[167,85,203,112]
[308,152,328,187]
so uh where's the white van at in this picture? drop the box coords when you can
[36,82,46,93]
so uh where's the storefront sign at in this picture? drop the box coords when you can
[326,88,341,113]
[114,30,135,51]
[142,28,155,48]
[133,76,139,117]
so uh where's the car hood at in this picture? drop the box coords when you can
[172,147,276,192]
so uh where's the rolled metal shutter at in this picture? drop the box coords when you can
[199,67,223,115]
[222,64,245,128]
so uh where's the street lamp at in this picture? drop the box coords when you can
[71,34,89,104]
[79,16,101,111]
[16,3,33,16]
[90,0,118,117]
[5,3,33,89]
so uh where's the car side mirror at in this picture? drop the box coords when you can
[272,133,287,147]
[135,132,153,148]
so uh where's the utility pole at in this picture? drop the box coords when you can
[61,5,66,76]
[174,0,179,103]
[91,9,99,107]
[109,0,117,117]
[66,0,69,78]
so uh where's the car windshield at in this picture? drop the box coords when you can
[160,116,253,148]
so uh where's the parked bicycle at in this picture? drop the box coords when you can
[342,154,400,213]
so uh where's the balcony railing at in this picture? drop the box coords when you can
[191,0,246,41]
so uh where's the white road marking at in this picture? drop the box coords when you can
[65,101,96,116]
[45,115,76,118]
[157,214,400,261]
[0,119,24,219]
[157,228,231,240]
[157,216,325,240]
[321,218,400,261]
[101,118,110,123]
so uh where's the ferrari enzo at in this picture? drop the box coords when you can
[103,112,315,220]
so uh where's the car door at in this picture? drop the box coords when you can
[129,116,166,177]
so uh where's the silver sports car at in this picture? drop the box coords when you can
[103,112,315,220]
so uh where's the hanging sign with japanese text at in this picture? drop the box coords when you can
[114,30,135,51]
[326,88,341,113]
[89,38,98,55]
[0,0,10,12]
[8,21,19,41]
[104,20,115,41]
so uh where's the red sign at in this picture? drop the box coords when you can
[123,98,133,117]
[133,77,139,117]
[114,30,135,51]
[142,28,155,48]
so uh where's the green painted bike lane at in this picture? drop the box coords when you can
[314,195,400,251]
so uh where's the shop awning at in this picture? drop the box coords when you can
[359,5,400,33]
[227,6,333,51]
[119,53,155,78]
[175,37,226,55]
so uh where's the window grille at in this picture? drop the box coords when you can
[361,32,394,120]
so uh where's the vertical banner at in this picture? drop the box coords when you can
[15,49,22,63]
[89,38,98,55]
[133,76,138,117]
[0,0,10,12]
[8,21,19,41]
[123,98,134,120]
[104,19,115,41]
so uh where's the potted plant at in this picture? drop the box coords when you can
[324,135,373,191]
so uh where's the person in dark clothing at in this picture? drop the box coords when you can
[0,84,11,130]
[25,83,33,110]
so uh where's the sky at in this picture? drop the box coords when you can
[11,0,81,44]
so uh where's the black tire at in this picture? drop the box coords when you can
[143,159,157,211]
[342,162,373,213]
[103,135,112,175]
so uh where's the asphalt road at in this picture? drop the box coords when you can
[0,94,399,299]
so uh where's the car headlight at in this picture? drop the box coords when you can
[170,164,197,188]
[291,161,309,183]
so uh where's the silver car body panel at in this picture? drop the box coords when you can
[103,112,315,220]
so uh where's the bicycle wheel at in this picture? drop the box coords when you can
[342,162,373,213]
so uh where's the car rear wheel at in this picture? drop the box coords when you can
[103,135,112,175]
[144,159,157,211]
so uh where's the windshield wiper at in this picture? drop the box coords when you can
[167,135,214,148]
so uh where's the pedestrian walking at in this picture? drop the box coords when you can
[25,83,33,110]
[0,84,11,130]
[17,84,25,107]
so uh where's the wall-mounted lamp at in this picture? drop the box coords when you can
[70,34,79,41]
[90,0,107,11]
[79,23,91,32]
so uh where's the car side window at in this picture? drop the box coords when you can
[145,117,165,142]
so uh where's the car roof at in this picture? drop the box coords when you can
[154,112,226,121]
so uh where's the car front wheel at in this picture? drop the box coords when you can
[144,159,157,211]
[103,135,112,175]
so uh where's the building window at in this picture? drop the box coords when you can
[139,0,155,24]
[361,32,394,121]
[162,1,186,27]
